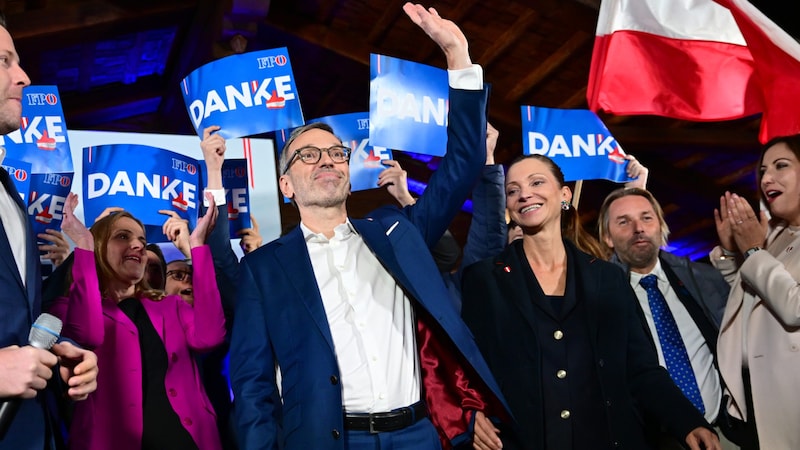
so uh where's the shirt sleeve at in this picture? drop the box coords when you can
[203,188,227,207]
[447,64,483,90]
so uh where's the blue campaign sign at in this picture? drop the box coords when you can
[82,144,201,238]
[1,157,32,202]
[521,106,633,183]
[369,54,449,156]
[272,128,293,203]
[27,172,73,236]
[0,86,72,173]
[200,159,252,239]
[309,112,393,193]
[181,47,304,140]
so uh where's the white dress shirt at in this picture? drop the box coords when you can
[302,221,419,413]
[629,260,721,423]
[295,63,483,413]
[0,178,27,285]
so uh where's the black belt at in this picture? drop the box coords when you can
[343,401,428,433]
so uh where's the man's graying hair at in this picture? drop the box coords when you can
[278,122,341,175]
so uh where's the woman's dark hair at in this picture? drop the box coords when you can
[757,134,800,211]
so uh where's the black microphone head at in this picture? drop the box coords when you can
[29,313,62,350]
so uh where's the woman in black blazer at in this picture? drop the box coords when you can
[461,154,719,450]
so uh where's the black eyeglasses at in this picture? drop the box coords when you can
[282,145,351,174]
[166,270,192,282]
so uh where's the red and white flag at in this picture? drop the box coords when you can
[587,0,800,143]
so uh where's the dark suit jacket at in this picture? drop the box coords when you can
[611,250,733,443]
[461,240,709,450]
[201,202,240,449]
[0,169,51,450]
[610,250,729,333]
[229,87,511,450]
[442,163,507,312]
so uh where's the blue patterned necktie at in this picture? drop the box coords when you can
[639,274,705,414]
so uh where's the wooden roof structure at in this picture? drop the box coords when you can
[5,0,793,259]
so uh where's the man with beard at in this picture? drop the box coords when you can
[598,187,737,450]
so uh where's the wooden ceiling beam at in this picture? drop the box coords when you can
[264,8,760,155]
[153,0,225,133]
[608,125,759,151]
[505,30,591,102]
[476,9,538,68]
[366,0,407,45]
[263,15,372,65]
[716,162,758,187]
[317,0,343,24]
[412,0,479,63]
[7,0,198,39]
[559,85,587,109]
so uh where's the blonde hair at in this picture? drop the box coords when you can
[597,187,670,257]
[90,211,164,301]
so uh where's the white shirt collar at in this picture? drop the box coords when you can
[628,258,666,286]
[300,219,357,243]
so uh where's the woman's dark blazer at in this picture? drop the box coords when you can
[461,239,709,450]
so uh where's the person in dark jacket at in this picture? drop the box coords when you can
[598,187,736,449]
[462,154,720,450]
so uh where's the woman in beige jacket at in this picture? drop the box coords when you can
[711,133,800,450]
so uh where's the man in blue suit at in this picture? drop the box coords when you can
[0,14,98,450]
[229,4,509,449]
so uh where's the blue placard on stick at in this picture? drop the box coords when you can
[521,106,632,183]
[369,54,448,156]
[276,112,394,199]
[200,158,252,238]
[82,144,201,238]
[1,157,32,202]
[181,48,304,140]
[0,86,72,173]
[27,172,74,236]
[309,112,393,193]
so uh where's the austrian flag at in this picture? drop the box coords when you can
[587,0,800,143]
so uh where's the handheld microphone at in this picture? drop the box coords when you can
[0,313,62,440]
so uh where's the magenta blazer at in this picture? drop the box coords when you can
[49,246,226,450]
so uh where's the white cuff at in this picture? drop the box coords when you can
[203,188,227,207]
[447,64,483,90]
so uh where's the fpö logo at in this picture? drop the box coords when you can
[172,158,197,175]
[222,166,247,179]
[42,173,71,187]
[3,165,28,182]
[26,92,58,106]
[257,54,288,69]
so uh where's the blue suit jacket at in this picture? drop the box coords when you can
[0,169,51,450]
[230,87,510,449]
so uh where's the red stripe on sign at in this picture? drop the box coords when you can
[243,138,254,189]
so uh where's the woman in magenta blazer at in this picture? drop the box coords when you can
[50,193,226,450]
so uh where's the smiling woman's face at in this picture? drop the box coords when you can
[105,216,147,287]
[761,142,800,225]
